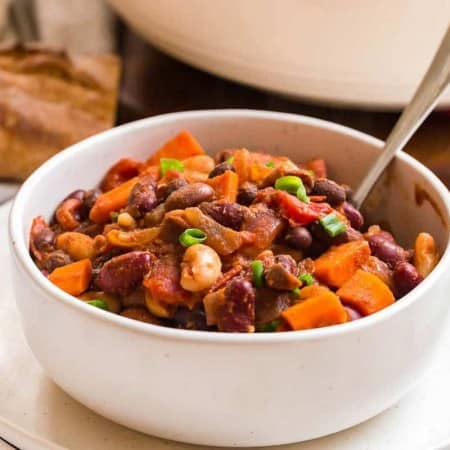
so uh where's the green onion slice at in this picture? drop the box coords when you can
[179,228,207,247]
[265,161,275,168]
[319,213,346,237]
[275,175,303,194]
[160,158,184,176]
[296,182,309,203]
[251,260,264,288]
[225,156,235,164]
[292,287,300,296]
[299,273,314,286]
[257,319,281,332]
[110,212,119,222]
[86,299,109,310]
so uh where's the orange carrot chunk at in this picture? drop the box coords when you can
[89,177,139,223]
[48,259,92,296]
[146,130,205,165]
[314,240,370,288]
[282,292,347,331]
[336,269,395,316]
[207,170,239,202]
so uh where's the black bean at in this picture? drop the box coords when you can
[312,178,346,206]
[215,149,236,163]
[367,234,408,269]
[285,226,312,249]
[200,201,244,230]
[342,202,364,230]
[96,251,153,296]
[208,162,235,179]
[156,178,188,202]
[393,261,423,298]
[174,306,209,330]
[128,176,158,218]
[217,278,255,332]
[237,182,258,206]
[164,182,215,211]
[83,189,101,210]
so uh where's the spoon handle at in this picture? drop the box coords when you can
[353,26,450,209]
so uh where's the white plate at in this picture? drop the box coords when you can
[1,200,450,449]
[108,0,450,110]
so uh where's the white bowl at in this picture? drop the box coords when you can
[9,110,450,447]
[107,1,450,110]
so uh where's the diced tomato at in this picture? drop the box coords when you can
[276,191,331,225]
[100,158,142,192]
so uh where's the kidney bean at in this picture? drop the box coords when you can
[96,251,153,296]
[200,201,244,230]
[274,254,297,275]
[217,278,255,332]
[164,182,215,211]
[156,178,188,202]
[342,202,364,230]
[393,261,423,298]
[237,182,258,206]
[285,226,312,249]
[312,178,346,206]
[128,176,158,218]
[208,162,235,179]
[345,306,362,321]
[367,234,408,269]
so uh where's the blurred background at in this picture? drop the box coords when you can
[0,0,449,202]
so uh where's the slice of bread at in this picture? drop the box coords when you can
[0,42,120,179]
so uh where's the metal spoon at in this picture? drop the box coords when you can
[353,26,450,209]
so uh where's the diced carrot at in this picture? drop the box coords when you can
[146,130,205,165]
[306,158,327,178]
[207,170,239,202]
[297,284,331,299]
[336,270,395,316]
[314,240,371,288]
[100,158,142,192]
[89,177,139,223]
[281,291,347,330]
[48,259,92,296]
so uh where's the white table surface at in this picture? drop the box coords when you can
[0,201,449,450]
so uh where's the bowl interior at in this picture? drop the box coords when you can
[13,110,450,266]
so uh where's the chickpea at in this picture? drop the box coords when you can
[56,232,95,260]
[117,212,137,229]
[180,244,222,292]
[414,232,439,277]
